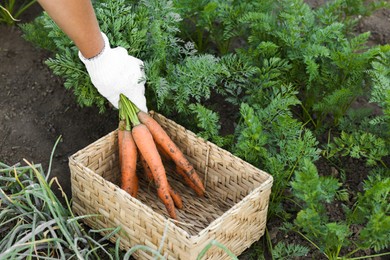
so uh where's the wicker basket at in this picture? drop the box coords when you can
[69,111,273,259]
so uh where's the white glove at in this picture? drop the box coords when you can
[78,32,147,112]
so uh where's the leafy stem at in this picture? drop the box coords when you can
[265,227,275,260]
[295,230,326,258]
[119,94,140,129]
[345,251,390,260]
[300,103,317,128]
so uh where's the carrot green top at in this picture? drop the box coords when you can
[119,94,141,130]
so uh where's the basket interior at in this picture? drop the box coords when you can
[73,113,271,235]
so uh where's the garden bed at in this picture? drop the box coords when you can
[1,1,389,200]
[1,1,389,259]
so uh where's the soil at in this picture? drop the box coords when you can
[0,5,118,200]
[0,1,389,259]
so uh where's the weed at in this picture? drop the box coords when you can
[0,0,37,25]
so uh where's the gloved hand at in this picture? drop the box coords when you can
[78,32,147,112]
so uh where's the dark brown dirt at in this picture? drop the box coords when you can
[305,0,390,46]
[0,4,117,199]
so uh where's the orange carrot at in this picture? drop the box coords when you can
[118,121,139,197]
[157,144,172,162]
[139,153,154,182]
[132,123,177,219]
[141,153,183,209]
[118,121,125,167]
[176,165,204,197]
[137,111,205,196]
[168,184,183,209]
[140,153,183,209]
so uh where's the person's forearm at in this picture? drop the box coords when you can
[37,0,103,58]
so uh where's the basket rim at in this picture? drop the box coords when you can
[68,111,274,243]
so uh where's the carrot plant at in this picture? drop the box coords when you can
[239,0,386,131]
[172,0,261,54]
[20,0,390,258]
[234,100,320,220]
[324,131,389,167]
[367,49,390,137]
[323,49,390,169]
[289,160,390,259]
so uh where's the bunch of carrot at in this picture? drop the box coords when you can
[118,94,205,219]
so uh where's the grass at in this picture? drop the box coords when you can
[0,0,37,25]
[0,137,122,259]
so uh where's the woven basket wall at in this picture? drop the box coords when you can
[69,111,273,259]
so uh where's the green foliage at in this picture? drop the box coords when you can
[322,47,390,172]
[0,0,37,25]
[272,242,310,260]
[20,13,58,51]
[337,107,386,139]
[291,159,340,210]
[233,86,320,219]
[189,103,233,148]
[163,54,223,113]
[315,0,390,33]
[96,0,148,55]
[325,131,389,167]
[367,47,390,136]
[217,53,258,106]
[244,57,292,105]
[20,0,390,258]
[291,160,348,259]
[347,168,390,252]
[50,51,108,109]
[291,161,390,259]
[173,0,264,54]
[342,0,390,17]
[0,160,122,259]
[239,0,384,130]
[234,103,268,166]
